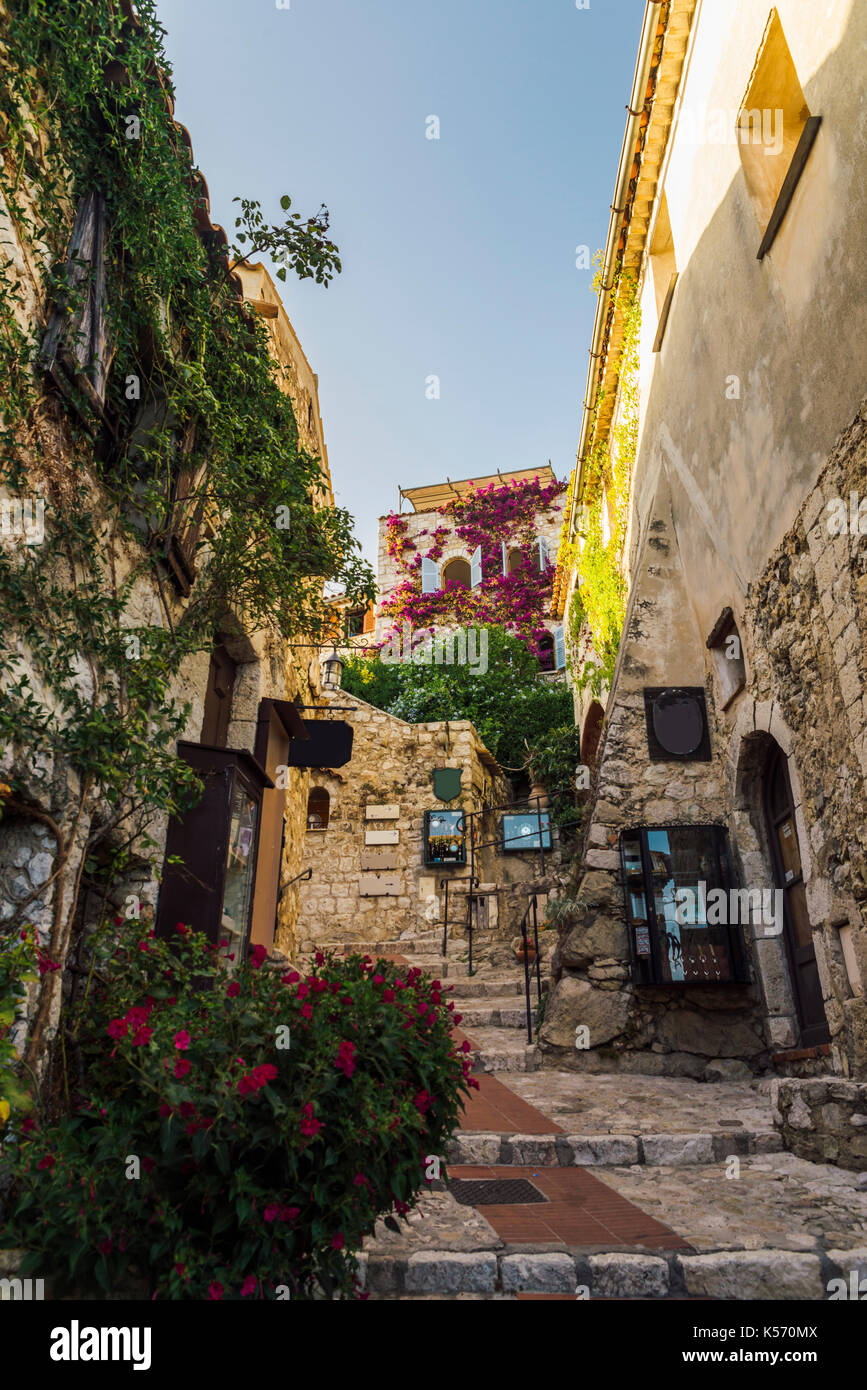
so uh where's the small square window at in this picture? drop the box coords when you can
[706,607,747,709]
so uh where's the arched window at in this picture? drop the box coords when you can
[506,547,524,575]
[537,633,555,672]
[442,557,471,589]
[306,787,330,830]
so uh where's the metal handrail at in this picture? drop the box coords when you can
[519,894,543,1043]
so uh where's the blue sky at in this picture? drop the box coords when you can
[155,0,645,565]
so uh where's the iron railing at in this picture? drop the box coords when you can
[519,893,542,1043]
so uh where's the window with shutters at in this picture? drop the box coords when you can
[124,393,205,596]
[40,188,116,415]
[537,633,555,672]
[421,557,440,593]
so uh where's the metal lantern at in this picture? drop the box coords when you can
[320,645,344,691]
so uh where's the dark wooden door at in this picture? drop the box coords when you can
[764,748,829,1047]
[200,645,236,748]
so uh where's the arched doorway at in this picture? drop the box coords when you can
[763,745,829,1047]
[581,700,605,767]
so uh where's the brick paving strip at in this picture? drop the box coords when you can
[339,944,867,1298]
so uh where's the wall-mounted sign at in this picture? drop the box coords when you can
[432,768,462,802]
[359,874,401,896]
[365,804,400,820]
[424,809,466,866]
[502,811,551,852]
[365,829,399,846]
[635,925,652,957]
[288,720,353,768]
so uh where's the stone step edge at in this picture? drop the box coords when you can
[448,1130,784,1167]
[355,1246,867,1300]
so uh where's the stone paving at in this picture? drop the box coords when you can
[503,1070,778,1136]
[596,1151,867,1254]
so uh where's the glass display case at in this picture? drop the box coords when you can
[155,742,273,966]
[423,809,466,866]
[502,810,552,852]
[619,825,749,986]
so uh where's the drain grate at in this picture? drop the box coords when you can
[449,1178,547,1206]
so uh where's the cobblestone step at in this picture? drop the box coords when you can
[449,1129,784,1167]
[357,1245,867,1299]
[455,1000,533,1029]
[466,1027,541,1073]
[444,977,524,998]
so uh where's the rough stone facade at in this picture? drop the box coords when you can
[771,1078,867,1172]
[296,690,565,953]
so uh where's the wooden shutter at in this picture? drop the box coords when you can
[165,418,205,596]
[554,624,566,670]
[421,557,439,593]
[538,535,549,572]
[200,644,237,747]
[502,541,508,576]
[470,545,482,589]
[41,189,115,413]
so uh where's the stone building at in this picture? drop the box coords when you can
[547,0,867,1081]
[377,466,568,671]
[0,34,345,1080]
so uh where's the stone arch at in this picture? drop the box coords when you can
[726,702,810,1051]
[442,556,471,589]
[306,786,330,830]
[580,700,605,767]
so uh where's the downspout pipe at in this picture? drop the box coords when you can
[565,0,663,547]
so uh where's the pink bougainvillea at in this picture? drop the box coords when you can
[380,477,565,658]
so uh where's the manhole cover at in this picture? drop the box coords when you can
[449,1178,547,1206]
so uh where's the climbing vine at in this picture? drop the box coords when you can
[0,0,373,1072]
[559,266,640,695]
[380,476,566,659]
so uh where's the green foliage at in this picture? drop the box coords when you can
[0,0,373,842]
[526,724,582,829]
[561,267,640,697]
[0,928,38,1126]
[342,627,574,770]
[1,921,471,1299]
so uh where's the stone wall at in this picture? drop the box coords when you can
[295,691,566,952]
[541,399,867,1080]
[772,1079,867,1171]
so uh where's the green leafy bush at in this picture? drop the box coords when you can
[342,627,573,770]
[1,922,473,1299]
[526,723,583,830]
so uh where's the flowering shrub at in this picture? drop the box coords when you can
[380,477,566,657]
[1,922,473,1299]
[0,927,41,1129]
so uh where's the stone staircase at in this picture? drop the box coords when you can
[307,928,547,1074]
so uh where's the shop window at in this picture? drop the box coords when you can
[650,192,678,352]
[644,687,711,761]
[503,810,551,852]
[738,9,821,258]
[155,743,272,965]
[424,809,466,866]
[620,825,749,986]
[706,606,747,708]
[306,787,330,830]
